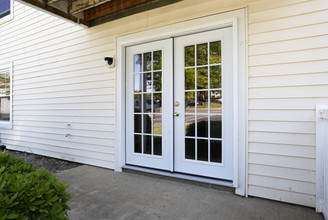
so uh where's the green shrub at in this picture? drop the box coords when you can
[0,151,71,220]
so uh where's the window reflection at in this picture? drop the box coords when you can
[183,40,223,163]
[185,45,195,67]
[153,72,162,91]
[197,139,208,161]
[133,50,163,156]
[143,52,152,71]
[197,43,208,66]
[210,41,221,64]
[134,54,142,73]
[153,51,162,70]
[185,91,195,113]
[185,68,195,90]
[197,91,208,113]
[197,67,208,89]
[134,74,142,93]
[210,90,222,114]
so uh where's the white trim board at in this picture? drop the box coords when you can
[316,105,328,217]
[116,8,247,196]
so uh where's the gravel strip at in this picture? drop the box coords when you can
[7,150,82,174]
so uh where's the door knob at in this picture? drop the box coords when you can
[174,112,180,117]
[174,101,180,107]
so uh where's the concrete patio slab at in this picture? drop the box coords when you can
[56,165,323,220]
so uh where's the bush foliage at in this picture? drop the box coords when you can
[0,151,71,220]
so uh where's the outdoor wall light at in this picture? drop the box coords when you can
[104,57,115,67]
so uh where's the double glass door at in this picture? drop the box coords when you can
[126,28,234,180]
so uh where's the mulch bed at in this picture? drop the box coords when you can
[6,150,82,174]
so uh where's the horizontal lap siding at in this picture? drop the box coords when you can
[248,0,328,207]
[0,2,129,169]
[0,0,254,172]
[1,0,327,207]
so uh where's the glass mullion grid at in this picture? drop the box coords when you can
[134,51,163,156]
[207,42,211,162]
[194,43,198,161]
[184,42,222,163]
[133,53,144,154]
[208,42,223,163]
[184,63,222,69]
[153,50,163,156]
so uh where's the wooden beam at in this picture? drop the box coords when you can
[86,0,181,27]
[71,0,113,14]
[20,0,89,26]
[84,0,150,22]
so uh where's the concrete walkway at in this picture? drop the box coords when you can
[56,165,323,220]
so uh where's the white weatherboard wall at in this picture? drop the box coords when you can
[247,0,328,207]
[0,0,327,208]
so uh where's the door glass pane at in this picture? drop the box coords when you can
[210,115,222,138]
[153,114,162,134]
[143,93,152,113]
[130,49,165,158]
[134,135,142,153]
[210,66,221,89]
[144,135,152,154]
[197,139,208,161]
[134,114,142,133]
[5,73,10,96]
[185,115,195,137]
[134,54,142,72]
[185,45,195,67]
[153,72,162,91]
[197,91,208,113]
[134,94,141,113]
[197,43,208,66]
[210,140,222,163]
[143,114,152,134]
[143,73,152,92]
[185,68,195,90]
[210,41,221,64]
[183,38,224,165]
[185,138,195,159]
[0,97,9,121]
[197,115,208,138]
[143,52,152,71]
[210,90,222,113]
[153,51,162,70]
[153,136,162,156]
[197,67,208,89]
[134,74,142,92]
[185,91,195,113]
[153,93,162,113]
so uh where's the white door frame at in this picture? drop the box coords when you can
[116,9,247,196]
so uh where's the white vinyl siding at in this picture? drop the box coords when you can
[0,2,116,168]
[1,0,327,208]
[247,0,328,207]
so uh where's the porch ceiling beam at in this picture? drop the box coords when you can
[86,0,181,27]
[84,0,151,22]
[20,0,89,26]
[71,0,113,14]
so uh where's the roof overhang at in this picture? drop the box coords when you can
[17,0,182,27]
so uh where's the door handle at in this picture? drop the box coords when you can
[174,112,180,117]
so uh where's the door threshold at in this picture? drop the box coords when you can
[123,165,234,191]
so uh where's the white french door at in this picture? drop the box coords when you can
[173,28,234,180]
[126,27,234,180]
[126,39,173,171]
